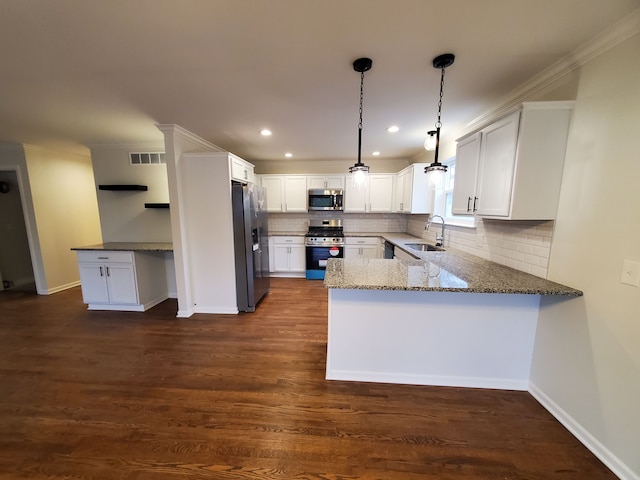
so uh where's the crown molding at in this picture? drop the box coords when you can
[156,124,224,152]
[461,7,640,136]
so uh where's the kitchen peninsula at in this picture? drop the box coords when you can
[324,236,581,391]
[72,242,173,312]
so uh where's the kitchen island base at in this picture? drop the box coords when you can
[327,288,540,390]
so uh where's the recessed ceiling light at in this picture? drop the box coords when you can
[260,129,272,136]
[284,153,293,158]
[386,125,399,133]
[372,151,380,156]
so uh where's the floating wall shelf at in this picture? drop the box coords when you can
[144,203,170,209]
[98,184,148,191]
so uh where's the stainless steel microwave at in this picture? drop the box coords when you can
[308,188,344,211]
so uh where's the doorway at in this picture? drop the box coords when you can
[0,171,36,292]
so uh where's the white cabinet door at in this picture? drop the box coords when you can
[368,174,394,212]
[261,176,285,212]
[344,178,368,212]
[283,176,308,212]
[475,111,520,217]
[393,170,406,212]
[289,245,306,272]
[78,264,110,304]
[105,264,139,304]
[273,245,292,271]
[307,176,345,189]
[231,157,255,183]
[452,132,481,215]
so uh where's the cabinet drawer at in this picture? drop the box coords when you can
[345,237,380,246]
[271,236,304,245]
[76,251,134,264]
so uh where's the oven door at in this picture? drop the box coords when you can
[305,244,343,279]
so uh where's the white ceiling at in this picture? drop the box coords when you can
[1,0,638,161]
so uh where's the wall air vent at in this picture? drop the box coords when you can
[129,152,166,165]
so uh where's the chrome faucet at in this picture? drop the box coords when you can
[426,214,446,246]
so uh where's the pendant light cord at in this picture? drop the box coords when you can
[357,70,364,166]
[436,67,445,129]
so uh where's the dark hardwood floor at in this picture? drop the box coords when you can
[0,278,616,479]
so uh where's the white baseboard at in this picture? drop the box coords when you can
[327,369,529,391]
[40,280,81,295]
[529,382,638,480]
[176,307,195,318]
[193,306,239,315]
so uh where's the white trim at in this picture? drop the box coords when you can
[193,306,239,315]
[43,280,80,295]
[177,307,195,318]
[529,382,639,480]
[327,370,529,391]
[155,124,225,152]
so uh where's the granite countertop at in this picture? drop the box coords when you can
[324,233,582,296]
[71,242,173,252]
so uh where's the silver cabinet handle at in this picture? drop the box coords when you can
[467,197,471,212]
[473,196,478,212]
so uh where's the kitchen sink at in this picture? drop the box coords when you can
[404,243,444,252]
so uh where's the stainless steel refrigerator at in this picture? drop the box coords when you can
[232,181,270,312]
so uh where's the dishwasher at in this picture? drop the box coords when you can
[383,240,395,259]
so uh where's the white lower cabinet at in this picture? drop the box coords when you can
[76,250,168,311]
[269,236,306,276]
[344,237,382,259]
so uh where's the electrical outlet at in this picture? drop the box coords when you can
[620,260,640,287]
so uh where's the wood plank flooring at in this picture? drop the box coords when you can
[0,278,616,479]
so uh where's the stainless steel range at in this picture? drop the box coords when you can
[305,219,344,280]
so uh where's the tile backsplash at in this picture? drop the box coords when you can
[269,212,553,278]
[408,215,554,278]
[268,212,408,234]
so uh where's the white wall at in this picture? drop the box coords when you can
[530,33,640,480]
[252,158,409,175]
[158,125,225,317]
[23,145,103,293]
[89,143,170,242]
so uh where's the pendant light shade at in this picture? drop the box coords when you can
[349,57,372,186]
[425,53,455,183]
[424,130,437,151]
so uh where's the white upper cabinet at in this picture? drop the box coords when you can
[475,111,521,217]
[344,174,394,213]
[260,176,285,212]
[451,132,481,215]
[260,175,308,212]
[393,163,434,214]
[230,155,255,183]
[368,174,394,212]
[454,101,574,220]
[307,175,345,190]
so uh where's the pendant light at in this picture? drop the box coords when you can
[424,53,455,186]
[349,57,373,187]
